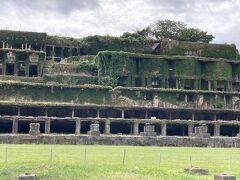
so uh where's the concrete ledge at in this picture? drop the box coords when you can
[214,174,236,180]
[184,167,208,175]
[18,173,36,180]
[0,134,240,147]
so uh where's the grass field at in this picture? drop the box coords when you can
[0,144,240,179]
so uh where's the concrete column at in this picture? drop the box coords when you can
[21,44,24,50]
[213,114,217,121]
[208,80,211,90]
[25,43,28,50]
[188,124,194,135]
[121,110,125,119]
[45,119,51,134]
[75,120,81,134]
[97,109,100,118]
[17,108,21,116]
[104,120,111,134]
[29,44,31,50]
[52,46,55,60]
[145,110,148,119]
[71,109,75,118]
[133,121,139,135]
[12,118,18,133]
[185,94,188,103]
[2,42,5,49]
[61,47,64,59]
[169,112,172,120]
[161,123,167,136]
[6,43,9,49]
[214,123,220,136]
[191,112,195,120]
[44,109,48,117]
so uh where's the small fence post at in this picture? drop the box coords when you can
[5,146,8,162]
[122,149,126,165]
[189,156,192,168]
[49,146,53,161]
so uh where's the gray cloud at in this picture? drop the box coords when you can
[0,0,239,50]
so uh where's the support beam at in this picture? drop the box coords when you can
[214,123,220,136]
[161,123,167,136]
[185,94,188,103]
[12,118,18,134]
[75,120,81,134]
[45,119,51,134]
[188,124,194,136]
[17,108,21,116]
[133,121,139,135]
[104,120,111,134]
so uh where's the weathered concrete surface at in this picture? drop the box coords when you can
[184,167,208,175]
[18,173,36,180]
[1,134,240,147]
[214,174,236,180]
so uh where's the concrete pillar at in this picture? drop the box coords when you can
[71,109,75,118]
[145,110,148,119]
[121,110,125,119]
[214,123,220,136]
[2,42,5,49]
[12,118,18,133]
[185,94,188,103]
[21,44,24,50]
[25,43,27,50]
[214,114,217,121]
[61,47,64,59]
[97,109,100,118]
[17,108,21,116]
[104,120,111,134]
[75,120,81,134]
[6,43,9,49]
[29,44,31,50]
[169,112,172,120]
[44,109,48,117]
[45,119,51,134]
[192,112,195,120]
[161,123,167,136]
[188,124,194,135]
[133,121,139,135]
[208,80,211,90]
[52,46,55,60]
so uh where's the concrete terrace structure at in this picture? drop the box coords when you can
[0,29,240,146]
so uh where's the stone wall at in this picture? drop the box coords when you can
[0,134,240,147]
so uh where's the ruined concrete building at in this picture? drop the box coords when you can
[0,29,240,147]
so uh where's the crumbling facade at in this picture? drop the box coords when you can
[0,29,240,146]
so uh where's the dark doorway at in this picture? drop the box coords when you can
[110,122,131,135]
[0,121,12,133]
[29,65,38,77]
[6,63,14,75]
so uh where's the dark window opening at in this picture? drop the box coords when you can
[201,80,209,90]
[134,58,140,75]
[80,48,87,55]
[47,108,72,117]
[167,124,188,136]
[29,65,38,77]
[21,107,45,117]
[176,93,185,101]
[6,63,14,75]
[125,110,146,119]
[117,76,128,87]
[220,125,239,137]
[72,48,78,56]
[135,77,142,87]
[100,109,121,118]
[74,109,97,118]
[168,78,176,89]
[146,92,153,100]
[0,107,18,116]
[110,122,131,135]
[81,121,91,134]
[18,64,26,76]
[0,121,12,133]
[51,120,75,134]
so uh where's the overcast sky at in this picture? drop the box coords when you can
[0,0,240,50]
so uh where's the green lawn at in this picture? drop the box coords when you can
[0,144,239,179]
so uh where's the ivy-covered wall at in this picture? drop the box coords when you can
[202,61,232,81]
[161,40,237,60]
[80,35,155,55]
[173,58,201,79]
[0,30,47,46]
